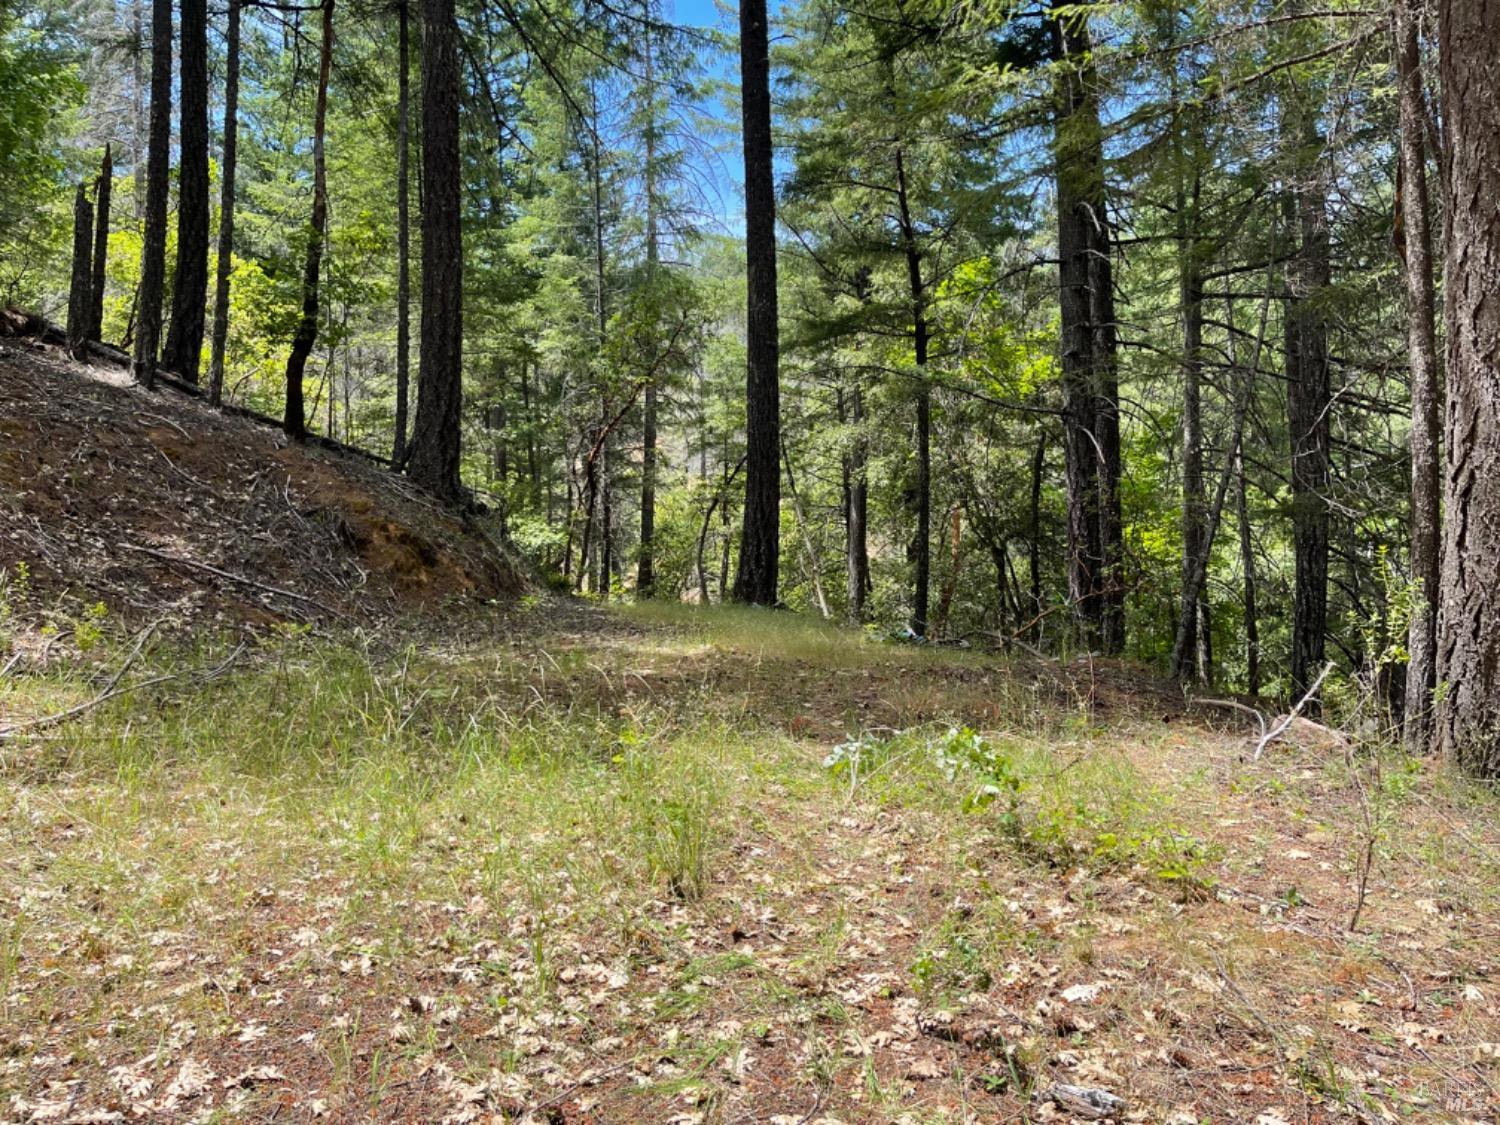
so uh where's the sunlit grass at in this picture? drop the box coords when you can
[615,599,992,669]
[3,606,1500,1120]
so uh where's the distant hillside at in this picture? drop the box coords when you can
[0,322,524,628]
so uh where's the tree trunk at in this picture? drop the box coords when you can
[283,0,334,440]
[599,448,613,598]
[132,0,146,217]
[844,383,870,624]
[585,85,611,595]
[991,542,1009,634]
[1237,446,1261,695]
[783,438,830,618]
[407,0,465,502]
[1395,0,1442,752]
[1092,169,1125,658]
[162,0,210,383]
[87,144,111,344]
[207,0,240,408]
[132,0,172,389]
[696,455,744,605]
[637,27,660,598]
[1029,432,1044,633]
[1435,0,1500,776]
[392,0,412,466]
[520,357,539,499]
[1171,113,1208,679]
[935,506,963,639]
[1278,17,1338,714]
[894,146,931,638]
[1053,17,1105,648]
[730,0,780,606]
[577,446,597,592]
[1285,81,1332,711]
[66,183,94,361]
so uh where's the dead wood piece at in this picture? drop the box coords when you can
[1042,1083,1127,1119]
[118,541,351,619]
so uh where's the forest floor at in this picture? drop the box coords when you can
[0,324,524,630]
[3,601,1499,1124]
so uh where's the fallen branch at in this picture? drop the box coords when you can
[135,411,192,441]
[0,671,180,739]
[149,441,228,502]
[0,636,249,741]
[1,618,161,739]
[1193,696,1268,744]
[118,542,351,619]
[1254,661,1335,761]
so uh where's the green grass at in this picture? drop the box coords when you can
[616,598,991,670]
[4,604,1500,1122]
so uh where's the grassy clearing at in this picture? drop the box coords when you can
[3,606,1500,1122]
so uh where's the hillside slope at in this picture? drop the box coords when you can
[0,330,523,628]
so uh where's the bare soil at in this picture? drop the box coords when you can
[0,331,523,629]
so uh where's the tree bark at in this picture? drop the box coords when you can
[934,506,963,639]
[1284,75,1332,712]
[1052,16,1105,647]
[162,0,210,383]
[1435,0,1500,775]
[1172,118,1208,682]
[1029,431,1044,633]
[283,0,334,440]
[1234,444,1261,695]
[132,0,172,389]
[1092,168,1125,658]
[406,0,465,502]
[894,145,931,638]
[66,183,94,361]
[132,0,146,218]
[208,0,240,408]
[599,449,613,597]
[637,26,660,598]
[730,0,780,606]
[1395,0,1442,752]
[392,0,412,466]
[844,383,870,624]
[87,144,111,344]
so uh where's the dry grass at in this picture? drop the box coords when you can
[2,603,1499,1123]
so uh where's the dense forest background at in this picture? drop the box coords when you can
[0,0,1473,742]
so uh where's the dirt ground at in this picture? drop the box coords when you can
[0,331,522,629]
[3,605,1498,1123]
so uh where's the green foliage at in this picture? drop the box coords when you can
[0,561,31,622]
[72,600,108,652]
[615,739,723,901]
[910,910,992,997]
[2,0,1431,705]
[0,7,81,305]
[828,724,1219,893]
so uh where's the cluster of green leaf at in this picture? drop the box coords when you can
[7,0,1429,708]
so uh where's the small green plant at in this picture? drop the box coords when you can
[74,601,108,651]
[618,745,721,900]
[0,561,31,640]
[924,727,1219,893]
[933,726,1022,821]
[910,910,993,999]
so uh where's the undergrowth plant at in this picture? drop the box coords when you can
[616,738,723,901]
[826,725,1220,894]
